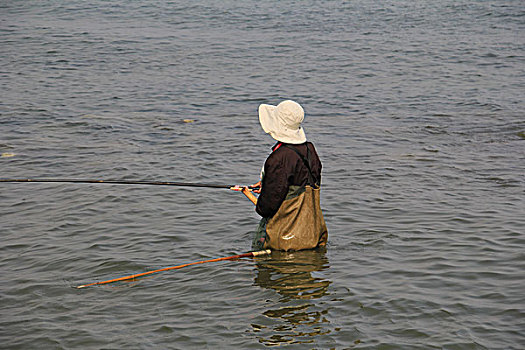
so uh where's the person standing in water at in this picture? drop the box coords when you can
[239,100,328,251]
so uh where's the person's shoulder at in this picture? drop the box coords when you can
[306,141,317,149]
[306,142,321,162]
[265,144,295,167]
[267,145,287,160]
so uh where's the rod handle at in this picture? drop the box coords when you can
[251,249,271,257]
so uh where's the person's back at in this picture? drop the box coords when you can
[256,142,321,218]
[246,100,328,251]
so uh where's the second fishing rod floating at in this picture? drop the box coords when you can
[0,178,259,190]
[76,249,272,289]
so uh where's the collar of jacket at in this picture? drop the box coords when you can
[272,141,308,152]
[272,142,283,152]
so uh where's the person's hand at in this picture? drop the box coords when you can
[250,181,262,193]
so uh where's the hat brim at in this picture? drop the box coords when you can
[258,104,307,144]
[258,104,277,135]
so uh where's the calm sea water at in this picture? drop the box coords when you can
[1,1,524,349]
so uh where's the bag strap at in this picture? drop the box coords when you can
[283,144,319,187]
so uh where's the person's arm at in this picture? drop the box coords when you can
[255,155,289,218]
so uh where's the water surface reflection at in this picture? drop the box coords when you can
[252,249,333,346]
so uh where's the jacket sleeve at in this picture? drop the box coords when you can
[255,154,289,218]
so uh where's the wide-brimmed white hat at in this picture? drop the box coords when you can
[258,100,307,144]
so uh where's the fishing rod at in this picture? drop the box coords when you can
[76,249,271,289]
[0,178,260,190]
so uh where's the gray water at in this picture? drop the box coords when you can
[1,1,524,349]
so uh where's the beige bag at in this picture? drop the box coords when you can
[265,185,328,251]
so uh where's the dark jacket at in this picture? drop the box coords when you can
[256,142,322,218]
